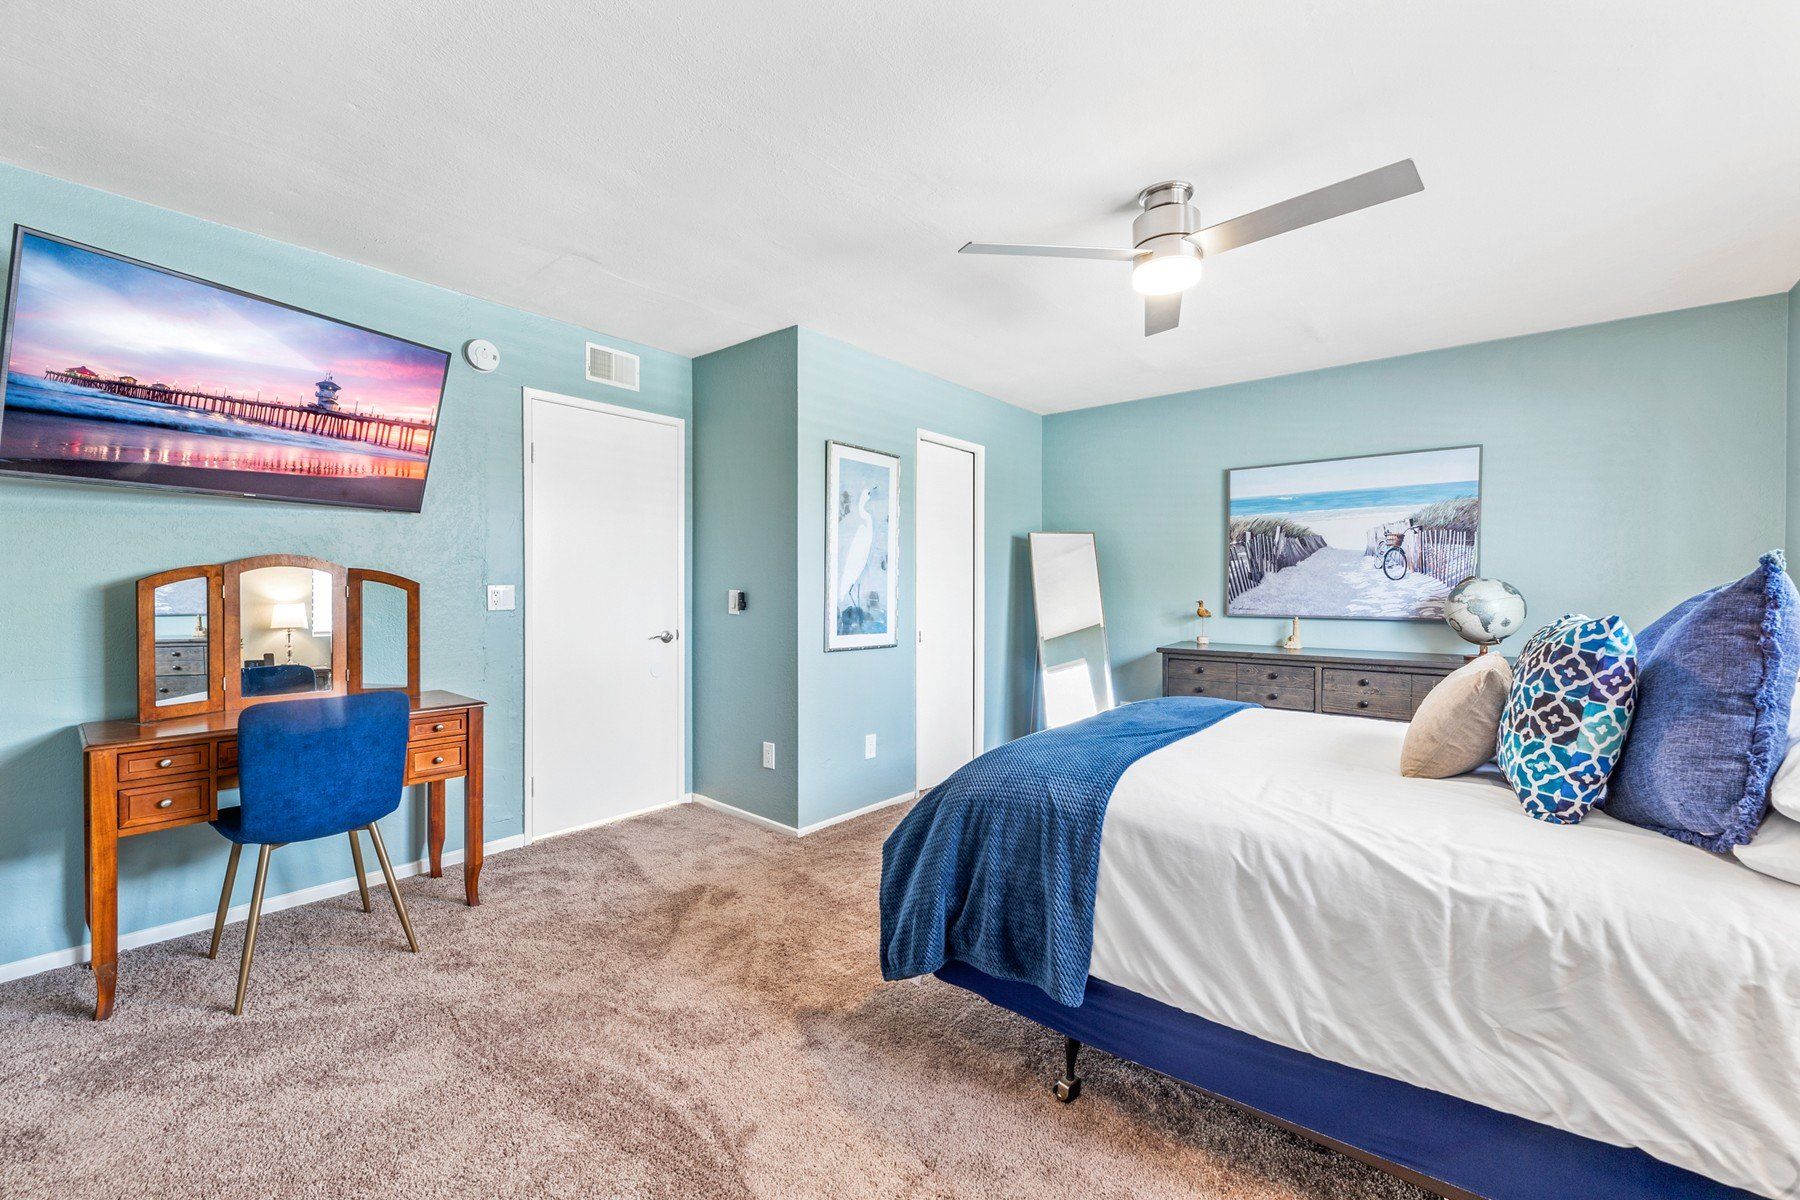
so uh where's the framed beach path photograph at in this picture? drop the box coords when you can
[1225,445,1481,622]
[826,440,899,651]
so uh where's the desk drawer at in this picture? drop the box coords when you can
[117,743,211,784]
[407,740,466,781]
[1322,668,1413,719]
[410,712,468,742]
[217,739,238,770]
[119,777,212,831]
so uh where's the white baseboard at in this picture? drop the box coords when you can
[689,790,915,837]
[528,796,690,842]
[0,833,526,986]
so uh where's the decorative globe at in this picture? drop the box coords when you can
[1444,577,1527,649]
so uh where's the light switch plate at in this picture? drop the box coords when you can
[864,734,877,759]
[486,584,516,611]
[761,742,776,770]
[727,589,747,614]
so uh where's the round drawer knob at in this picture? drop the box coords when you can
[432,755,445,765]
[1267,692,1279,701]
[1357,700,1370,709]
[1358,677,1371,687]
[157,758,173,768]
[432,723,446,732]
[171,651,182,658]
[1266,672,1278,680]
[156,797,174,809]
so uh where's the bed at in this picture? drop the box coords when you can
[882,701,1800,1200]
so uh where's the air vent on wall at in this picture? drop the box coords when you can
[586,341,641,391]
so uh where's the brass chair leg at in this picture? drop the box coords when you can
[363,823,419,953]
[348,830,372,913]
[232,845,275,1016]
[208,843,243,959]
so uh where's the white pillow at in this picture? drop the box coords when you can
[1734,811,1800,886]
[1769,678,1800,822]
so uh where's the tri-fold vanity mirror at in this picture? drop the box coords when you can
[1029,532,1117,729]
[135,554,421,722]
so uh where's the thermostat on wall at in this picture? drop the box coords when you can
[464,339,500,372]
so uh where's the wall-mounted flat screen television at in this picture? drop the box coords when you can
[0,227,451,512]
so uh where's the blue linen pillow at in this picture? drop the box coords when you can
[1606,552,1800,852]
[1496,614,1639,824]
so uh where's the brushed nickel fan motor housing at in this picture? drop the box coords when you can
[1132,181,1202,254]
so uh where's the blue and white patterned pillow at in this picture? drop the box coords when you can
[1496,614,1640,824]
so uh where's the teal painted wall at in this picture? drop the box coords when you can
[688,329,1042,829]
[0,161,692,968]
[1044,297,1791,704]
[692,330,800,825]
[796,330,1042,827]
[1789,280,1799,563]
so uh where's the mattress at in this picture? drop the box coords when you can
[1088,707,1800,1199]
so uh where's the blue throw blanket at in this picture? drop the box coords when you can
[879,696,1251,1006]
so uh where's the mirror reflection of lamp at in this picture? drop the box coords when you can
[269,602,308,664]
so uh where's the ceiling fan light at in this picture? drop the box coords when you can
[1131,246,1203,296]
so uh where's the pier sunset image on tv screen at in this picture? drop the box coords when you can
[0,228,451,511]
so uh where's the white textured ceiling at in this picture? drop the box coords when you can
[1,1,1796,413]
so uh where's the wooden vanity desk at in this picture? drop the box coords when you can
[78,555,486,1021]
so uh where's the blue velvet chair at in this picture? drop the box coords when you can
[207,691,419,1014]
[241,663,317,697]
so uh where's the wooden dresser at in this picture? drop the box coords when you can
[1158,642,1466,720]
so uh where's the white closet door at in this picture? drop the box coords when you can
[916,437,979,789]
[528,393,683,837]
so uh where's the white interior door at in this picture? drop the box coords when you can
[528,392,683,838]
[916,435,981,790]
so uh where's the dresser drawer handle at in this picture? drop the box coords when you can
[157,757,174,769]
[1357,677,1370,687]
[432,722,446,732]
[431,755,445,765]
[1267,692,1279,701]
[1357,700,1370,709]
[156,797,174,809]
[171,650,182,658]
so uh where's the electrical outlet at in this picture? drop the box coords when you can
[864,733,877,760]
[486,584,516,611]
[761,741,776,770]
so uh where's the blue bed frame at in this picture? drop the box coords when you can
[937,962,1756,1200]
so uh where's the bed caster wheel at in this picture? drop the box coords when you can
[1053,1077,1081,1103]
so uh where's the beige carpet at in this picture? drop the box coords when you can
[0,803,1427,1199]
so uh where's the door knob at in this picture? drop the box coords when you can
[649,630,675,643]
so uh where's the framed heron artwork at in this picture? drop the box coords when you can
[825,440,900,651]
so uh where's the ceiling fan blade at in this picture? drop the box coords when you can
[1192,159,1423,258]
[959,242,1143,262]
[1145,292,1181,336]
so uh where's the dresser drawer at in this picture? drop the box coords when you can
[1411,672,1447,715]
[118,777,212,831]
[1321,668,1413,719]
[410,712,468,743]
[217,738,238,770]
[1236,662,1316,690]
[1162,656,1231,682]
[117,742,211,784]
[1236,680,1317,712]
[407,740,466,781]
[1163,669,1237,700]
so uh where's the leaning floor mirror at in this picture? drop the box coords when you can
[1029,531,1117,729]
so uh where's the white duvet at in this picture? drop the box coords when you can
[1089,707,1800,1199]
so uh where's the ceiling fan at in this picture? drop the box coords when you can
[959,159,1423,336]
